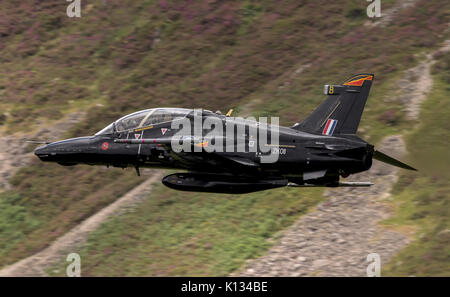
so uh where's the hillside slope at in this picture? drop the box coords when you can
[0,0,449,275]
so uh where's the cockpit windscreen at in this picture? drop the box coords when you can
[96,108,191,135]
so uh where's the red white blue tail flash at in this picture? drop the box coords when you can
[323,119,338,136]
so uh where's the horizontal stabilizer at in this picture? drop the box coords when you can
[373,150,417,171]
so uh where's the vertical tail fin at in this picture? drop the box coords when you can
[292,74,374,136]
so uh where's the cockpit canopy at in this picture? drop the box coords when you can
[95,108,191,135]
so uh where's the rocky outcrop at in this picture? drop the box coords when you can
[238,136,410,276]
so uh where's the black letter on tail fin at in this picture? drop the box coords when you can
[292,73,374,136]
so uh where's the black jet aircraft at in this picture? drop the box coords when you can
[34,74,416,194]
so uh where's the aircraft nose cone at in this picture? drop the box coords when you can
[34,136,93,164]
[34,145,51,160]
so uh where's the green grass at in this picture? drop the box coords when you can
[0,163,142,267]
[47,184,324,276]
[0,192,41,260]
[382,55,450,276]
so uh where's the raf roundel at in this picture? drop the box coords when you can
[101,142,109,151]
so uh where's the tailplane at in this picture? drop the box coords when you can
[292,74,374,136]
